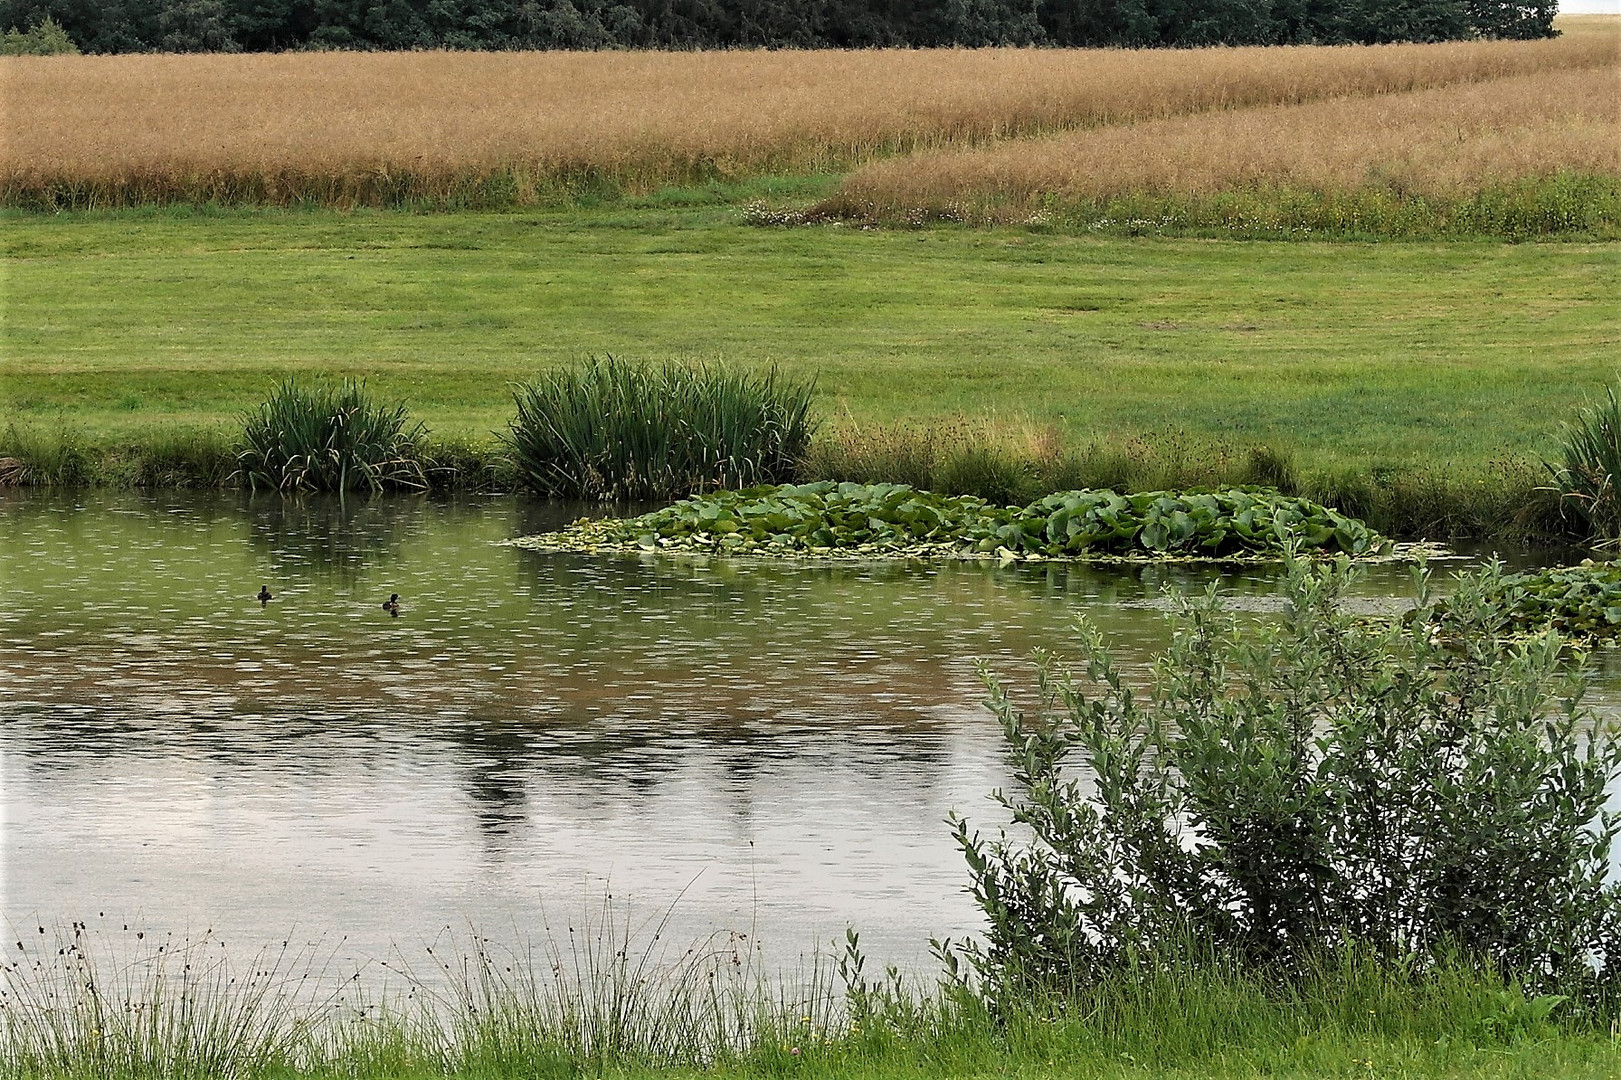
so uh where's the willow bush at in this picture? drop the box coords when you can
[235,379,428,493]
[946,557,1621,1008]
[505,356,815,501]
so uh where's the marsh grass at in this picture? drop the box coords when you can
[802,421,1561,541]
[0,922,335,1080]
[236,379,429,493]
[505,356,815,501]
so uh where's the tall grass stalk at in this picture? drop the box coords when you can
[235,379,428,493]
[0,924,331,1079]
[505,356,815,501]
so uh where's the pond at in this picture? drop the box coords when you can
[0,489,1609,979]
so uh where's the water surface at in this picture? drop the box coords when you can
[0,489,1598,975]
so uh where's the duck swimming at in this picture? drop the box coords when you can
[382,593,401,615]
[256,585,273,605]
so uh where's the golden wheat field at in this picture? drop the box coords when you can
[1,32,1616,207]
[831,64,1621,214]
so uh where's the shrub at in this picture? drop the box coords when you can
[235,378,427,492]
[945,557,1621,1006]
[504,356,816,501]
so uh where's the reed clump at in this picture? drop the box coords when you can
[2,35,1614,209]
[505,356,816,501]
[824,64,1621,232]
[236,378,429,493]
[1546,385,1621,548]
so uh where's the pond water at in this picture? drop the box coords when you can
[0,490,1607,980]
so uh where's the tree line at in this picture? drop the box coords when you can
[0,0,1557,55]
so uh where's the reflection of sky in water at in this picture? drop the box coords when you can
[2,490,1617,974]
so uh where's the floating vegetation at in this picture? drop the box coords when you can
[513,482,1391,563]
[1425,560,1621,641]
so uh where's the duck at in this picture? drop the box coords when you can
[382,593,401,615]
[256,585,273,605]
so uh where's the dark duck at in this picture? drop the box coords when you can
[382,593,401,615]
[256,585,273,605]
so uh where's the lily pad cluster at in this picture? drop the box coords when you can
[1458,561,1621,640]
[517,482,1388,562]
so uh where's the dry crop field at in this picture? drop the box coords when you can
[1,32,1616,208]
[828,63,1620,220]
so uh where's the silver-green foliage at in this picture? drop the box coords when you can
[236,379,428,493]
[947,558,1621,1003]
[505,356,816,501]
[587,482,1384,559]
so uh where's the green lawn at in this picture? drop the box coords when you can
[3,205,1618,472]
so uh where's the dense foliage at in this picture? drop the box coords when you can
[525,481,1387,560]
[946,558,1621,1006]
[235,378,428,492]
[0,0,1555,54]
[505,357,815,501]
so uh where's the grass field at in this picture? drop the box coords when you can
[4,207,1616,475]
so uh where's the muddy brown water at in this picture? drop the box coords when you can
[0,489,1611,977]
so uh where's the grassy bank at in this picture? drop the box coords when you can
[5,210,1615,462]
[4,205,1615,537]
[5,925,1619,1079]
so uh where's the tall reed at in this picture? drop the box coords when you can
[505,356,815,501]
[3,34,1613,208]
[1546,384,1621,547]
[235,378,428,493]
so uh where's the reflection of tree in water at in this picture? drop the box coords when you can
[240,491,421,585]
[451,718,535,838]
[2,709,952,856]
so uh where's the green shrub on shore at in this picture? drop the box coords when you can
[522,481,1387,561]
[954,556,1621,1009]
[236,379,428,493]
[504,356,816,501]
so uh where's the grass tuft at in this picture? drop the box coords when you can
[235,378,428,493]
[504,356,815,501]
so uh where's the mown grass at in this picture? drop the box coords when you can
[3,207,1614,472]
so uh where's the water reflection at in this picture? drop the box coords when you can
[0,489,1610,972]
